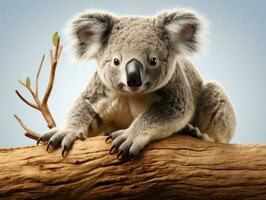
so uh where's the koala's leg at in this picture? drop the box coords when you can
[37,73,107,157]
[179,123,214,142]
[37,95,102,156]
[193,81,237,143]
[107,85,194,160]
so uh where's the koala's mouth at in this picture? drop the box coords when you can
[118,82,151,94]
[127,86,139,92]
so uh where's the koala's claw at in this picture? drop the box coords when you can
[61,147,67,158]
[117,150,132,161]
[47,141,53,152]
[104,130,114,136]
[105,135,113,143]
[36,127,59,145]
[117,151,123,160]
[37,127,86,157]
[181,124,214,142]
[109,143,129,160]
[107,129,146,160]
[109,145,117,155]
[36,137,42,146]
[181,124,201,138]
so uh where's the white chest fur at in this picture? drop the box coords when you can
[92,93,159,129]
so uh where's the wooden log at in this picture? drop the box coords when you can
[0,135,265,200]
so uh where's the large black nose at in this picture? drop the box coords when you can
[125,59,143,87]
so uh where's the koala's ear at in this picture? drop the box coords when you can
[156,9,206,55]
[66,10,116,60]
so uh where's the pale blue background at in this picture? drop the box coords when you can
[1,0,265,147]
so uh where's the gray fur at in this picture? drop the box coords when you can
[39,9,236,158]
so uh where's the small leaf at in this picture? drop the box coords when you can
[26,77,31,88]
[52,32,59,47]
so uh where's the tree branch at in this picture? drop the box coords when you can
[13,114,40,140]
[42,37,61,106]
[35,54,45,97]
[14,34,62,138]
[18,80,37,102]
[0,135,266,200]
[15,90,38,110]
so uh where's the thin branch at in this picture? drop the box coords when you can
[54,37,60,59]
[42,38,60,106]
[18,80,35,98]
[42,61,56,106]
[57,45,63,60]
[50,50,54,65]
[15,90,39,110]
[18,80,42,107]
[13,114,40,140]
[35,54,45,97]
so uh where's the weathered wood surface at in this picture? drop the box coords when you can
[0,135,266,200]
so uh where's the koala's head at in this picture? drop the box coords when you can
[67,9,205,94]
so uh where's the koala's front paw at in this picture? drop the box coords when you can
[105,129,148,160]
[37,127,85,157]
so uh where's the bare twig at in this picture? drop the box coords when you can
[35,54,45,97]
[58,46,63,60]
[13,114,40,140]
[42,37,61,106]
[14,34,63,140]
[49,50,54,65]
[18,80,36,98]
[18,80,42,107]
[15,90,38,110]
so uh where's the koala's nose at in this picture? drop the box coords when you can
[125,59,143,87]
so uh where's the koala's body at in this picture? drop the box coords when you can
[38,9,236,159]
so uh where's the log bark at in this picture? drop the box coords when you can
[0,135,266,200]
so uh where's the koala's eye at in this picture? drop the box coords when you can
[113,58,120,66]
[149,57,158,66]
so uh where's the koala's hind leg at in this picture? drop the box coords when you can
[180,123,214,142]
[193,81,237,143]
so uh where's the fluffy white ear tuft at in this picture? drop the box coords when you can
[64,10,116,61]
[157,9,207,55]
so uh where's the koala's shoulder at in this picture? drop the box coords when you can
[174,57,203,100]
[154,58,203,100]
[177,57,203,93]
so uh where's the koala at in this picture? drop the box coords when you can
[37,9,237,159]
